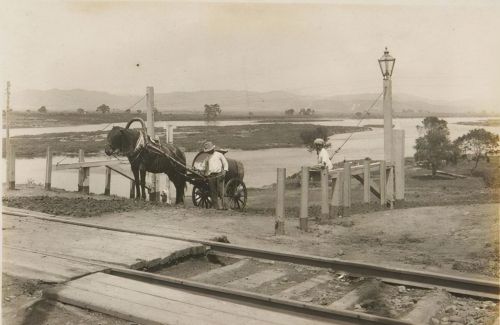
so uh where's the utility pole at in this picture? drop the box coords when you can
[146,86,159,201]
[5,81,10,140]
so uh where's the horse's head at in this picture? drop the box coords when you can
[105,126,132,156]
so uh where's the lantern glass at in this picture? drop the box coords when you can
[378,47,395,79]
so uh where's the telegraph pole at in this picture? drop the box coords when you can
[5,81,10,140]
[146,86,159,201]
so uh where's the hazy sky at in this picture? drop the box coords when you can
[1,1,499,105]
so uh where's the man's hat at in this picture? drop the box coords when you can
[202,141,216,152]
[313,138,325,146]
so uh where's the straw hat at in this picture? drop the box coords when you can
[313,138,325,146]
[202,141,216,152]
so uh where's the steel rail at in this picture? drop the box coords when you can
[4,209,499,300]
[105,267,412,325]
[10,245,408,324]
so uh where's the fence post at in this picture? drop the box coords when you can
[299,166,309,231]
[319,167,329,224]
[330,172,343,217]
[104,167,111,195]
[275,168,286,235]
[77,149,90,194]
[78,149,85,192]
[380,160,387,206]
[7,143,15,190]
[394,129,405,202]
[387,165,395,209]
[343,162,351,217]
[363,159,370,204]
[45,146,53,190]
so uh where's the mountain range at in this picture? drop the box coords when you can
[10,88,491,115]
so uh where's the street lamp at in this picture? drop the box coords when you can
[378,47,395,80]
[378,47,395,162]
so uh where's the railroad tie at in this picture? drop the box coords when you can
[400,290,449,325]
[276,273,333,300]
[329,279,382,310]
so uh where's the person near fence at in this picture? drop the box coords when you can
[203,141,229,210]
[314,138,333,170]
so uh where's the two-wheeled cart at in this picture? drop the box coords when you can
[187,150,247,210]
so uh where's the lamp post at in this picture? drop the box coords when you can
[378,47,396,163]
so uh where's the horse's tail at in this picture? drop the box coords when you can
[125,118,147,133]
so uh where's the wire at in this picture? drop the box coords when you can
[330,91,383,158]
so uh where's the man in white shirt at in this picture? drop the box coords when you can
[314,138,333,170]
[203,141,229,210]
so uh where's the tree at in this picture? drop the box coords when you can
[414,117,458,175]
[38,106,47,113]
[136,109,142,114]
[284,109,295,116]
[354,112,363,119]
[204,104,221,120]
[96,104,110,114]
[124,108,131,113]
[454,128,499,171]
[300,126,331,151]
[76,108,85,114]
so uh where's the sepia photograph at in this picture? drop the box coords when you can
[1,1,499,324]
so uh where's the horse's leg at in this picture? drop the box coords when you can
[172,175,185,205]
[132,167,141,200]
[140,168,147,200]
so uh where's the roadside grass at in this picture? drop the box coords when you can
[2,123,369,158]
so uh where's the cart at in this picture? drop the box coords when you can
[188,150,247,210]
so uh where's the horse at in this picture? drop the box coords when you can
[104,118,186,204]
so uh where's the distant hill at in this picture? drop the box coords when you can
[11,88,482,115]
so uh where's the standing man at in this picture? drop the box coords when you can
[314,138,333,170]
[203,141,229,210]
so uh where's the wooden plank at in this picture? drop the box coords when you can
[55,159,127,170]
[47,272,332,325]
[276,274,333,299]
[329,162,381,178]
[2,247,104,282]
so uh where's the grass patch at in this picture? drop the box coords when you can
[3,123,369,158]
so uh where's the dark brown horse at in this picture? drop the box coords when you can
[104,119,186,203]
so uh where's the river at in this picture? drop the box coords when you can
[3,117,499,197]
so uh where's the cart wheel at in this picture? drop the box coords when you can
[225,179,247,210]
[192,185,212,209]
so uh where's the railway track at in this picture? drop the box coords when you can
[4,209,500,324]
